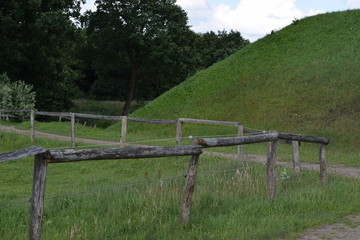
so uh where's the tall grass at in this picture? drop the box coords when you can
[1,133,360,239]
[2,154,360,239]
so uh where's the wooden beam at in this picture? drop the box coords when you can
[70,113,75,148]
[176,120,183,146]
[237,124,244,160]
[29,153,48,240]
[30,110,35,143]
[120,116,128,146]
[48,146,203,163]
[127,116,177,125]
[0,146,48,163]
[35,111,71,118]
[178,118,239,126]
[292,141,301,175]
[319,144,327,185]
[0,109,30,113]
[278,133,329,145]
[181,154,200,224]
[193,133,279,147]
[267,140,277,199]
[74,113,123,121]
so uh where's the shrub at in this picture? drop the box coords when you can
[0,73,36,120]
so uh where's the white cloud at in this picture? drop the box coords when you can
[176,0,208,8]
[178,0,306,41]
[344,0,360,8]
[306,9,324,16]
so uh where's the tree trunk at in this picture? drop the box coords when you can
[122,47,140,116]
[122,68,137,116]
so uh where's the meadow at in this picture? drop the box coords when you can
[1,125,360,239]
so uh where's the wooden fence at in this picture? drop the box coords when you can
[0,132,329,240]
[0,110,246,156]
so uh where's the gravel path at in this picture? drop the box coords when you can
[1,125,360,239]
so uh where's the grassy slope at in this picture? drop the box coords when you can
[132,10,360,159]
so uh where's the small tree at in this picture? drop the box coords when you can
[0,73,36,120]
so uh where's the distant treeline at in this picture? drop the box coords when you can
[0,0,249,114]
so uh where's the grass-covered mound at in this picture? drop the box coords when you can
[132,10,360,159]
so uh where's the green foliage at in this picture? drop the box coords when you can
[193,30,250,69]
[0,0,84,111]
[82,0,198,115]
[0,73,35,120]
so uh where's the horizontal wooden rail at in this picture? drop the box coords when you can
[74,113,123,121]
[178,118,239,126]
[278,133,329,145]
[48,146,202,163]
[0,146,47,163]
[0,114,15,118]
[193,133,279,147]
[35,111,71,117]
[128,116,177,125]
[0,109,31,113]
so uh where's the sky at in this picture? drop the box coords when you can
[82,0,360,42]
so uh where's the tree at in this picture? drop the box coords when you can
[85,0,194,115]
[193,30,250,69]
[0,0,84,111]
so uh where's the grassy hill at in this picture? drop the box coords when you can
[132,10,360,157]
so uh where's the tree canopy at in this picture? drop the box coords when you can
[84,0,197,115]
[0,0,249,114]
[0,0,83,111]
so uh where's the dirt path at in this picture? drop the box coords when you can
[1,125,360,239]
[205,152,360,178]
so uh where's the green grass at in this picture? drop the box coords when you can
[1,132,360,239]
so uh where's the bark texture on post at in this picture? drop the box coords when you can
[319,144,327,185]
[176,120,183,146]
[291,141,301,175]
[120,116,128,146]
[266,141,277,199]
[29,153,48,240]
[181,154,200,224]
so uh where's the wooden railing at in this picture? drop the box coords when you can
[0,110,246,155]
[0,132,329,240]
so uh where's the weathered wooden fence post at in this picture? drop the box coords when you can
[120,116,128,146]
[30,110,35,143]
[29,153,48,240]
[266,140,277,199]
[181,154,200,224]
[319,144,327,185]
[70,113,75,148]
[176,120,183,146]
[291,141,301,175]
[237,123,244,160]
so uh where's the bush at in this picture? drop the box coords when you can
[0,73,36,120]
